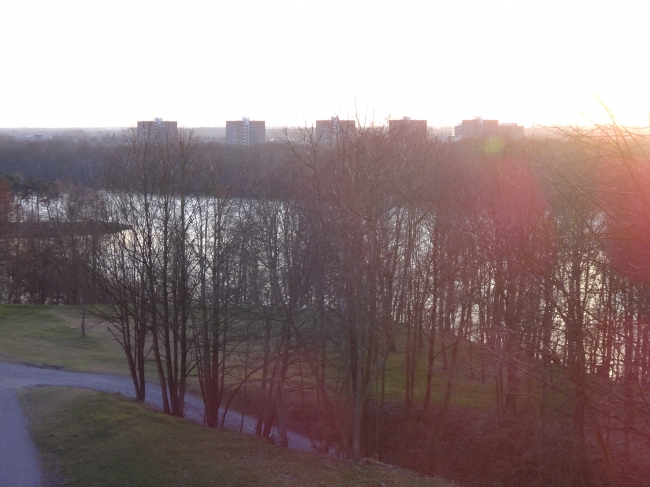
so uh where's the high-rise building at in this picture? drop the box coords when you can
[388,117,427,140]
[137,118,178,141]
[315,117,356,144]
[453,118,524,140]
[225,118,266,145]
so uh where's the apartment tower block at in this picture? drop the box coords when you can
[226,118,266,145]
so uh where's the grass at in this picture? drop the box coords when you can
[0,304,129,376]
[19,387,450,487]
[0,304,495,409]
[381,331,495,410]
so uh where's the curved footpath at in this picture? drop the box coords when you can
[0,362,316,487]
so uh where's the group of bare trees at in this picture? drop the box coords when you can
[3,118,650,485]
[0,175,106,313]
[277,121,650,484]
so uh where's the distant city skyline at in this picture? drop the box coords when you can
[2,0,649,129]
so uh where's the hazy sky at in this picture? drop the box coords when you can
[2,0,648,128]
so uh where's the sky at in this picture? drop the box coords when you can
[1,0,649,129]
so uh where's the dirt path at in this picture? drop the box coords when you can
[0,387,42,487]
[0,362,316,486]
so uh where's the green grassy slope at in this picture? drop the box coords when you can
[0,304,128,375]
[20,387,450,487]
[382,329,495,410]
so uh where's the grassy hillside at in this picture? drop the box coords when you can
[20,387,450,487]
[0,304,128,375]
[383,331,495,410]
[0,304,495,410]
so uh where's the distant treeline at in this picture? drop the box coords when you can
[0,136,108,185]
[0,134,295,198]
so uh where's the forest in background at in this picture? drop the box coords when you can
[1,121,650,486]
